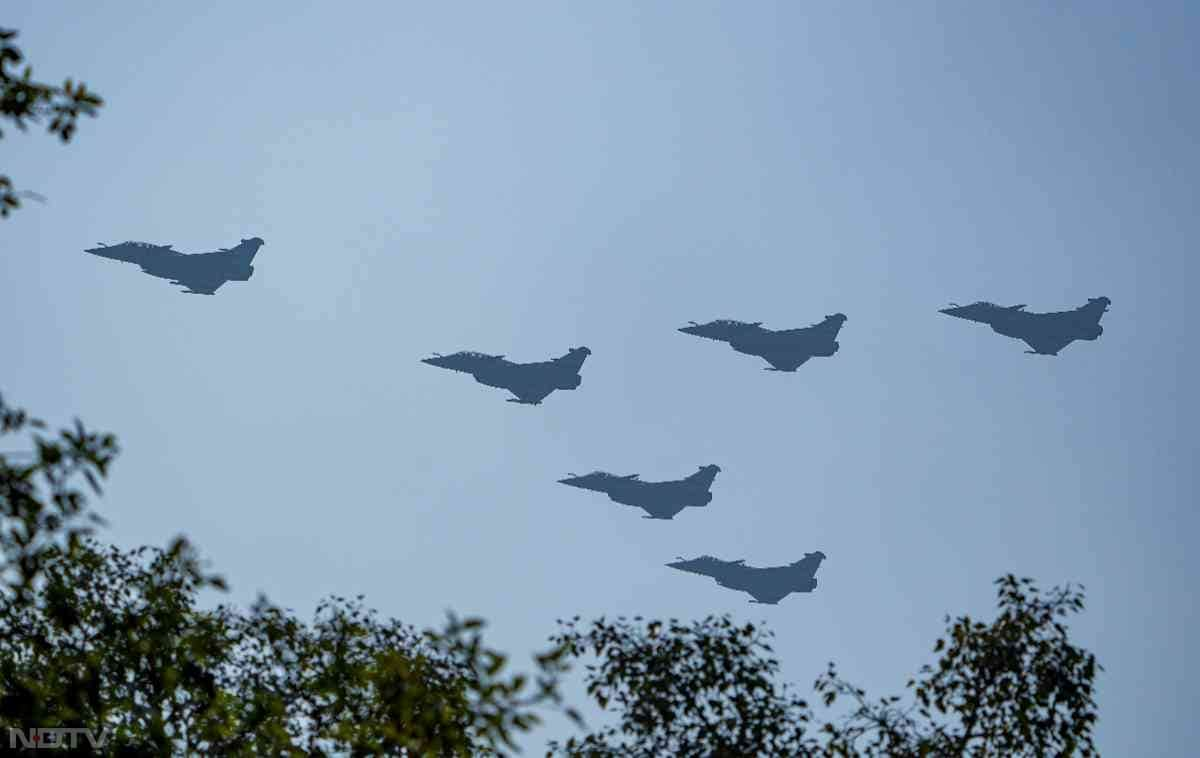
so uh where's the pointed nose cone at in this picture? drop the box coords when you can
[667,556,709,573]
[557,475,584,488]
[939,304,976,320]
[679,322,723,340]
[84,246,122,261]
[421,355,453,369]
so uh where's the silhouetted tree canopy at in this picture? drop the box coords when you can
[548,582,1099,758]
[0,397,572,755]
[811,576,1100,757]
[548,615,815,756]
[1,395,1100,755]
[1,27,103,217]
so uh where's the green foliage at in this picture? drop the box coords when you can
[550,580,1101,757]
[1,540,233,754]
[0,393,118,600]
[0,542,569,755]
[1,27,103,217]
[0,399,569,755]
[814,575,1102,757]
[548,615,815,757]
[220,598,572,755]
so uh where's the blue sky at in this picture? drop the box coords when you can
[4,2,1198,753]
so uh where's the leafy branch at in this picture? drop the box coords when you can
[1,27,103,217]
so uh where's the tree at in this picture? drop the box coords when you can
[813,575,1101,757]
[0,393,117,599]
[1,27,103,218]
[0,397,572,755]
[551,581,1101,757]
[548,615,816,757]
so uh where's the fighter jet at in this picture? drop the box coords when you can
[666,552,826,604]
[557,464,721,520]
[678,314,848,371]
[421,347,592,405]
[84,238,266,295]
[939,297,1111,356]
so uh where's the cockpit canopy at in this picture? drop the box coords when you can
[956,301,1002,311]
[691,555,744,566]
[450,351,505,361]
[110,241,172,250]
[576,470,625,480]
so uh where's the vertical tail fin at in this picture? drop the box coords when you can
[1083,296,1111,317]
[792,551,826,572]
[822,313,848,336]
[230,237,265,265]
[687,464,721,491]
[557,346,591,374]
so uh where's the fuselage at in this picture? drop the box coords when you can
[940,298,1109,351]
[680,315,847,370]
[668,552,825,602]
[559,465,720,519]
[422,347,590,404]
[86,238,265,292]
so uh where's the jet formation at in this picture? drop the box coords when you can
[679,313,848,371]
[421,347,592,405]
[667,552,826,604]
[939,297,1111,356]
[558,465,721,520]
[84,238,266,295]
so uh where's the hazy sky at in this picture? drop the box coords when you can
[5,3,1198,753]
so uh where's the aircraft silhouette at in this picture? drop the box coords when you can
[84,238,266,295]
[678,314,848,371]
[557,465,721,520]
[939,297,1111,355]
[666,552,826,604]
[421,347,592,405]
